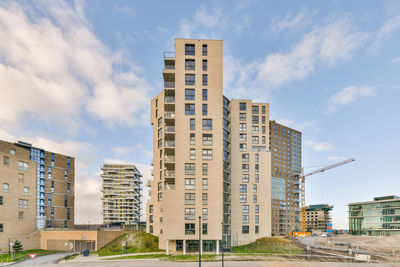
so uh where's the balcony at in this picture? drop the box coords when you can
[164,111,175,118]
[165,126,175,133]
[164,52,175,58]
[164,156,175,163]
[164,82,175,88]
[164,170,175,178]
[165,141,175,147]
[164,96,175,103]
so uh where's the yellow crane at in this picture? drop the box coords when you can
[296,158,356,232]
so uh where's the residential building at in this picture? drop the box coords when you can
[305,204,333,233]
[269,121,302,235]
[147,38,272,254]
[101,164,142,227]
[0,140,74,251]
[349,196,400,236]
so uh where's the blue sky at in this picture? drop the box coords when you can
[0,0,399,229]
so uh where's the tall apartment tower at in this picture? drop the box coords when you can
[147,38,271,253]
[0,140,74,250]
[305,204,333,233]
[269,121,302,235]
[101,164,142,227]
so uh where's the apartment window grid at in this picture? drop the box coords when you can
[0,196,3,205]
[190,119,195,130]
[185,59,195,70]
[202,59,207,71]
[185,193,195,205]
[185,89,195,100]
[239,184,247,193]
[185,44,195,55]
[202,193,208,205]
[18,211,24,220]
[202,44,207,56]
[202,149,213,160]
[18,173,24,183]
[202,178,208,190]
[202,104,208,115]
[185,178,195,190]
[202,223,208,235]
[18,161,28,171]
[239,123,247,132]
[18,199,28,208]
[242,225,249,234]
[239,133,247,142]
[202,89,208,101]
[3,156,9,166]
[242,174,249,183]
[202,134,212,145]
[3,183,9,193]
[185,223,195,234]
[239,113,246,121]
[185,208,195,220]
[242,215,249,224]
[202,208,208,220]
[252,116,259,124]
[240,195,247,203]
[190,149,196,160]
[239,102,247,111]
[252,106,259,114]
[202,74,208,86]
[185,104,195,115]
[202,163,208,175]
[202,119,212,130]
[185,74,195,85]
[190,134,195,145]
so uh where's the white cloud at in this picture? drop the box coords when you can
[195,6,223,28]
[0,0,151,129]
[75,177,102,224]
[327,86,375,113]
[371,14,400,52]
[305,140,334,151]
[268,9,312,34]
[276,119,294,127]
[392,57,400,64]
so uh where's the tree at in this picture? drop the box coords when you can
[13,240,23,252]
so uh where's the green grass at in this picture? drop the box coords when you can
[0,249,60,262]
[103,254,167,260]
[166,254,217,261]
[231,237,304,254]
[97,231,164,256]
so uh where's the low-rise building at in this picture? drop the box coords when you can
[305,204,333,233]
[349,196,400,236]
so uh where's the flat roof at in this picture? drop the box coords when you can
[349,196,400,205]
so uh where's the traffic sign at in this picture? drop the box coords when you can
[29,253,37,260]
[122,241,126,246]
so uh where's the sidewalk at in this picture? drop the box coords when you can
[64,252,167,263]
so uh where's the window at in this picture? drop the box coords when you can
[64,195,68,207]
[255,205,259,213]
[190,133,195,145]
[242,215,249,224]
[185,193,195,205]
[10,149,15,155]
[202,104,208,115]
[202,149,213,160]
[18,211,24,220]
[185,59,195,70]
[185,74,195,85]
[242,153,249,162]
[242,205,249,213]
[18,173,24,183]
[158,139,162,148]
[255,215,259,224]
[202,119,212,130]
[252,106,259,114]
[240,195,247,203]
[158,182,162,191]
[158,118,162,127]
[255,164,259,172]
[0,196,3,205]
[202,74,208,86]
[240,184,247,193]
[202,208,208,220]
[149,226,153,234]
[185,178,195,189]
[202,89,208,101]
[202,44,207,56]
[185,208,195,220]
[18,161,28,171]
[185,163,195,175]
[24,187,29,196]
[242,225,249,234]
[202,223,208,235]
[252,116,259,124]
[190,149,195,160]
[202,59,207,71]
[185,44,195,55]
[3,184,9,193]
[239,143,247,152]
[262,106,266,114]
[51,153,55,166]
[239,102,247,111]
[242,164,249,172]
[255,174,259,183]
[202,178,208,190]
[158,128,162,138]
[190,119,195,130]
[185,223,195,234]
[158,192,163,201]
[185,89,195,100]
[155,99,158,107]
[239,133,247,141]
[3,156,9,166]
[18,199,28,208]
[262,126,266,134]
[252,136,259,144]
[262,116,266,124]
[48,193,52,206]
[252,126,259,134]
[262,136,266,144]
[242,174,249,183]
[239,123,247,131]
[253,184,257,193]
[255,225,259,234]
[202,193,208,205]
[202,163,208,175]
[239,113,246,121]
[255,154,259,162]
[149,205,153,213]
[253,194,257,203]
[185,104,195,115]
[202,134,212,145]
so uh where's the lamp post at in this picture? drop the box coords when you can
[198,216,202,267]
[221,222,224,267]
[8,235,10,254]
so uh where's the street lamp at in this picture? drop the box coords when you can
[198,216,202,267]
[221,222,224,267]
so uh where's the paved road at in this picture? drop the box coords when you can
[12,252,71,266]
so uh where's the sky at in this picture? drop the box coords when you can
[0,0,399,229]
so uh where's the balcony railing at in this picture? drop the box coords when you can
[164,64,175,70]
[165,96,175,103]
[164,111,175,118]
[164,170,175,178]
[164,156,175,163]
[164,52,175,58]
[164,82,175,88]
[165,141,175,147]
[165,126,175,133]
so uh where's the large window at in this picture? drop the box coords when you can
[185,223,195,234]
[239,113,246,121]
[202,163,208,175]
[202,74,208,86]
[252,136,259,144]
[185,89,195,100]
[185,178,195,189]
[242,215,249,224]
[202,119,212,130]
[240,195,247,203]
[239,143,247,152]
[3,156,9,166]
[202,89,208,101]
[185,193,195,205]
[202,44,207,56]
[202,134,212,145]
[242,225,249,234]
[202,208,208,220]
[18,161,28,171]
[185,104,195,115]
[239,123,247,131]
[242,153,249,162]
[242,174,249,182]
[252,126,259,134]
[185,163,195,175]
[239,133,247,141]
[202,149,213,160]
[240,184,247,193]
[202,178,208,190]
[252,106,259,114]
[185,59,195,70]
[242,205,249,213]
[202,193,208,205]
[202,223,208,235]
[185,74,195,85]
[202,104,208,115]
[239,102,247,111]
[3,184,9,193]
[185,44,195,55]
[185,208,195,220]
[190,149,195,160]
[242,164,249,172]
[190,119,195,130]
[252,116,259,124]
[202,59,207,71]
[190,133,195,145]
[18,199,28,208]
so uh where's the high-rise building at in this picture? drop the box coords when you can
[269,121,302,235]
[305,204,333,233]
[0,140,74,251]
[101,164,142,227]
[349,196,400,236]
[147,38,272,254]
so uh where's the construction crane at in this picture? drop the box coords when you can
[297,158,356,232]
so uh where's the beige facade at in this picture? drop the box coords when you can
[0,140,74,251]
[101,164,142,226]
[269,121,302,235]
[305,204,332,233]
[147,38,272,253]
[230,100,272,246]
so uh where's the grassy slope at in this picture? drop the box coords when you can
[231,237,304,254]
[97,231,164,256]
[0,249,59,262]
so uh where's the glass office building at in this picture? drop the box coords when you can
[349,196,400,236]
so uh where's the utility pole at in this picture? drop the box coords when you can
[8,235,10,254]
[221,222,224,267]
[198,216,201,267]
